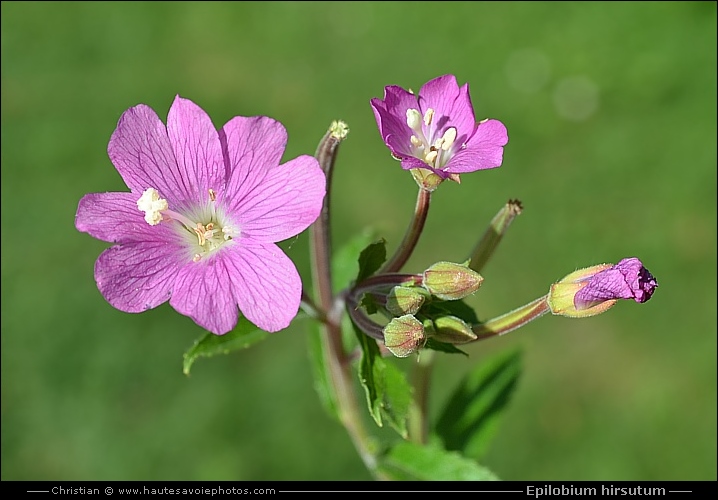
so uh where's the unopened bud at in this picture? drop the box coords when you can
[422,261,484,300]
[386,286,427,316]
[548,258,658,318]
[383,315,426,358]
[424,315,477,344]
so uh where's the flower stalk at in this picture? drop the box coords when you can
[309,122,381,476]
[378,188,432,274]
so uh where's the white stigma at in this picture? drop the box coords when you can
[137,188,168,226]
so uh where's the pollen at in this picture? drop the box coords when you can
[423,108,435,127]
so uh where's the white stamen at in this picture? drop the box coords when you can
[137,188,168,226]
[440,127,457,151]
[406,108,423,131]
[423,108,434,127]
[410,135,422,147]
[425,150,438,165]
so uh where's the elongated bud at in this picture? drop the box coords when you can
[422,261,484,300]
[425,315,478,344]
[548,258,658,318]
[386,286,427,316]
[383,314,426,358]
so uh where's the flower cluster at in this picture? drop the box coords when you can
[76,75,657,352]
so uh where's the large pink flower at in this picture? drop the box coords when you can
[371,74,508,180]
[75,96,326,335]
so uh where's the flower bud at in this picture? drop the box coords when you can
[425,315,477,344]
[386,286,427,316]
[382,315,426,358]
[422,261,484,300]
[548,258,658,318]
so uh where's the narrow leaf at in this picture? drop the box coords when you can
[182,317,268,375]
[435,348,522,460]
[352,321,413,438]
[378,441,499,481]
[356,239,387,283]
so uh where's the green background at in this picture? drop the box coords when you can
[2,1,716,481]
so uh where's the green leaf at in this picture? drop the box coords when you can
[307,323,339,421]
[356,238,387,283]
[332,229,376,291]
[352,321,413,438]
[423,338,468,356]
[182,317,268,375]
[423,298,481,325]
[359,293,380,315]
[434,348,522,460]
[378,441,499,481]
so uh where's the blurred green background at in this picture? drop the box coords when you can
[2,1,716,481]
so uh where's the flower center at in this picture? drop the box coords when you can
[406,107,460,170]
[137,188,237,262]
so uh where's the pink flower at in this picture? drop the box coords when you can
[75,96,325,335]
[574,257,658,310]
[370,74,508,180]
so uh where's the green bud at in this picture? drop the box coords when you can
[424,315,477,344]
[547,263,616,318]
[422,261,484,300]
[383,314,426,358]
[386,286,427,316]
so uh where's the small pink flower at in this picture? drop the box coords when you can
[370,74,508,180]
[574,257,658,310]
[75,96,326,335]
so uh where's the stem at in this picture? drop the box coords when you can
[408,349,435,444]
[472,295,550,340]
[379,188,432,274]
[300,291,325,322]
[468,199,523,273]
[309,122,381,477]
[351,273,423,297]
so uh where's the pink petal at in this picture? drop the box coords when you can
[370,86,419,158]
[444,119,508,174]
[95,241,187,313]
[418,75,476,141]
[169,255,240,335]
[75,192,179,244]
[232,155,325,242]
[166,96,226,207]
[107,103,190,206]
[219,116,288,209]
[225,241,302,333]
